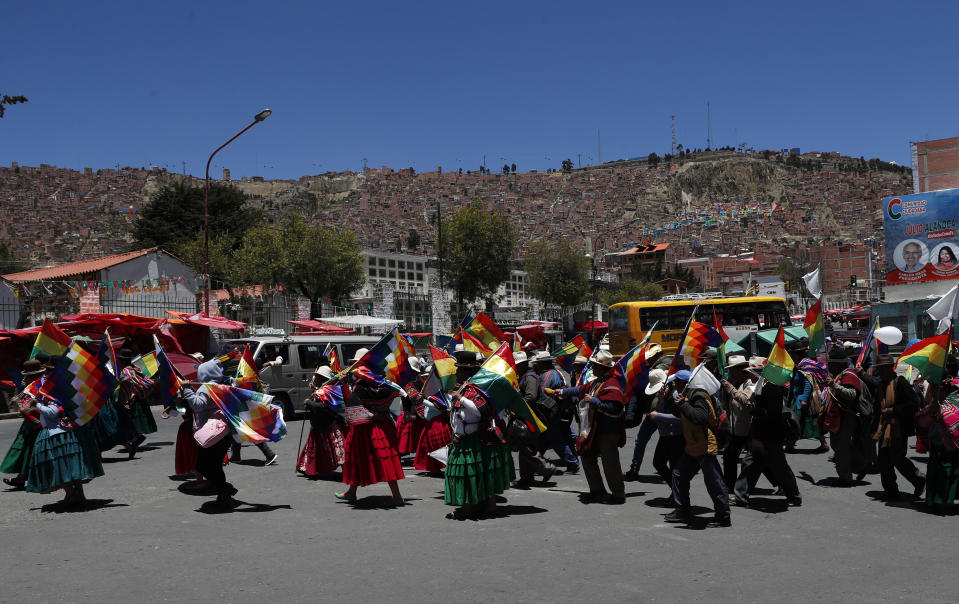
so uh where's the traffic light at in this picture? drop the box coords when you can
[784,280,790,292]
[850,275,857,287]
[752,282,759,295]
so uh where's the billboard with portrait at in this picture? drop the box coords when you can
[884,188,959,285]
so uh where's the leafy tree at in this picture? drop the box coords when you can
[0,92,28,118]
[511,163,517,173]
[0,242,29,273]
[561,158,574,173]
[234,213,365,314]
[502,164,510,175]
[441,198,517,306]
[647,152,660,167]
[524,240,589,307]
[407,229,421,250]
[600,279,664,306]
[132,181,263,254]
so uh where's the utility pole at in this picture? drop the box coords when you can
[706,101,713,150]
[577,153,582,168]
[671,115,678,156]
[362,157,368,171]
[436,200,443,292]
[597,129,602,165]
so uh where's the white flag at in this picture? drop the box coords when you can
[926,284,959,334]
[802,267,822,299]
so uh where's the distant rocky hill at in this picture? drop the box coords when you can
[0,151,911,270]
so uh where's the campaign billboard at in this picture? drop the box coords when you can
[883,188,959,285]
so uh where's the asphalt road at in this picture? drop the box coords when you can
[0,411,954,604]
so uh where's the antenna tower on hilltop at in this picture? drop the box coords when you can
[706,101,713,150]
[671,115,677,155]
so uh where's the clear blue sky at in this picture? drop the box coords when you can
[3,0,957,180]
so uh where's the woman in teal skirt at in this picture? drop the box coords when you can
[26,399,104,506]
[444,384,514,520]
[919,383,959,513]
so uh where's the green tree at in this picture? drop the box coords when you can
[561,158,574,173]
[524,240,589,307]
[441,198,517,306]
[647,152,660,167]
[131,181,263,254]
[0,92,28,118]
[234,213,365,314]
[600,279,664,306]
[0,242,29,274]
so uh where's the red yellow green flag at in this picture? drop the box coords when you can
[30,318,72,360]
[465,342,546,432]
[461,328,495,356]
[464,312,506,351]
[762,326,795,386]
[803,297,825,354]
[235,345,261,390]
[896,330,951,384]
[428,344,457,392]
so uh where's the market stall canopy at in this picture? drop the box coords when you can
[735,326,810,358]
[319,315,404,329]
[287,319,355,334]
[165,311,246,331]
[574,320,608,332]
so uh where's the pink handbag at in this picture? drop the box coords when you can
[194,409,230,448]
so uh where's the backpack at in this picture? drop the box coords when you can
[698,389,731,449]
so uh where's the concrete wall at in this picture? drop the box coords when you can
[98,250,198,318]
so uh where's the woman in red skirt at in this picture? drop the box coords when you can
[297,366,346,476]
[397,358,428,455]
[335,364,405,506]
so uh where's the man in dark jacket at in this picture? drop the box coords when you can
[872,354,925,499]
[823,346,866,484]
[664,369,731,527]
[515,351,555,487]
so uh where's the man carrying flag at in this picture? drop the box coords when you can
[551,350,627,504]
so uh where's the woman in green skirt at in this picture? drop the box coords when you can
[26,399,104,506]
[919,380,959,513]
[444,384,514,520]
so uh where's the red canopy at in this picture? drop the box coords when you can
[574,320,609,332]
[166,311,246,331]
[287,320,355,334]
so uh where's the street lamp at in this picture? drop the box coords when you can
[203,108,272,314]
[586,252,598,347]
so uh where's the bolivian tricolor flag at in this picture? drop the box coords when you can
[803,297,825,354]
[896,330,951,384]
[762,326,794,386]
[235,345,261,391]
[464,312,506,351]
[428,344,457,392]
[461,328,495,356]
[465,342,546,432]
[30,318,72,360]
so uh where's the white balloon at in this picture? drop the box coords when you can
[874,326,903,346]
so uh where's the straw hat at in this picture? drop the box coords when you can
[513,351,528,365]
[350,348,369,363]
[314,365,334,380]
[726,354,749,369]
[590,350,615,368]
[573,355,588,365]
[531,350,554,364]
[645,368,667,395]
[644,343,663,360]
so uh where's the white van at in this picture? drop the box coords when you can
[217,334,380,417]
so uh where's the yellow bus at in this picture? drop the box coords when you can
[608,296,792,356]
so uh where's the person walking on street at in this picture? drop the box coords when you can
[720,355,755,492]
[664,368,731,527]
[872,354,925,500]
[646,369,685,497]
[552,350,626,504]
[515,351,556,486]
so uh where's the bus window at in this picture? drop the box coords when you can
[756,301,791,328]
[610,306,630,333]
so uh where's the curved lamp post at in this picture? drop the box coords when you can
[203,108,272,314]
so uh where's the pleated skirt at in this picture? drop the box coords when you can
[396,412,427,455]
[414,416,451,472]
[297,423,346,475]
[342,417,404,487]
[926,446,959,506]
[444,435,514,506]
[26,425,104,493]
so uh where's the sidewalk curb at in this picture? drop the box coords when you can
[0,412,20,421]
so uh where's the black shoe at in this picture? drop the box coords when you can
[855,472,866,482]
[706,517,732,528]
[607,495,626,505]
[580,491,608,504]
[623,468,640,482]
[913,478,926,499]
[771,487,784,497]
[566,464,580,475]
[729,495,749,507]
[541,465,556,483]
[133,434,146,448]
[786,497,802,507]
[663,509,690,523]
[513,479,533,490]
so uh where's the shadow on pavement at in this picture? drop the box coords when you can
[349,496,421,510]
[741,497,789,513]
[196,500,293,514]
[36,498,128,513]
[645,496,674,508]
[100,456,134,464]
[633,474,666,484]
[177,481,217,496]
[816,476,870,488]
[298,470,343,482]
[486,504,547,518]
[865,490,923,509]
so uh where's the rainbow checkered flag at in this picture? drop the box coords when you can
[614,343,650,399]
[201,383,287,444]
[354,328,418,387]
[41,341,116,426]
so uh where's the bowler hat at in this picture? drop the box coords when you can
[874,353,895,367]
[21,359,46,377]
[455,350,483,368]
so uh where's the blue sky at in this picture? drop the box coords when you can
[2,0,957,180]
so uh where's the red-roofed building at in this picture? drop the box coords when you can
[607,243,670,277]
[1,247,198,328]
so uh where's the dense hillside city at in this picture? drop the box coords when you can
[0,150,911,275]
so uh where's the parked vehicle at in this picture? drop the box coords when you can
[217,335,380,418]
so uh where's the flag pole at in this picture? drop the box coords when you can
[668,305,699,374]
